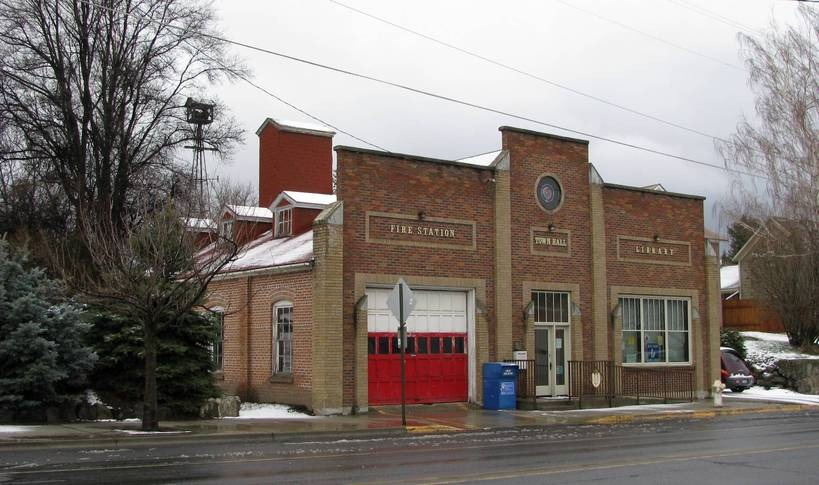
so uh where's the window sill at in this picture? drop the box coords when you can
[212,370,225,381]
[269,373,294,384]
[621,362,693,367]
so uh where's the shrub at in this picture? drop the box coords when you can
[720,328,747,360]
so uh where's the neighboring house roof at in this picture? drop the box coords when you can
[705,228,727,241]
[732,219,785,263]
[456,150,503,167]
[217,230,314,275]
[255,117,335,137]
[720,265,740,292]
[223,205,274,222]
[270,191,337,210]
[640,183,667,192]
[185,217,216,232]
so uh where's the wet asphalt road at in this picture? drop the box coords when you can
[2,410,818,484]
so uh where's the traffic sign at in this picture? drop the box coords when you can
[387,278,415,323]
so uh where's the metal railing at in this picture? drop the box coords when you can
[503,359,536,402]
[568,360,695,408]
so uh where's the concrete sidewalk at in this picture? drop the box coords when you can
[0,398,814,448]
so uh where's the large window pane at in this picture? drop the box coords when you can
[620,296,689,364]
[622,330,641,363]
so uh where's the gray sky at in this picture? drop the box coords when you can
[205,0,805,233]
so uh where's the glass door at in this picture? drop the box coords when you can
[535,326,570,396]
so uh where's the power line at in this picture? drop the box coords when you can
[80,0,764,180]
[328,0,729,143]
[76,0,387,153]
[552,0,746,71]
[664,0,764,36]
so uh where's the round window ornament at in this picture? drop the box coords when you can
[535,175,563,212]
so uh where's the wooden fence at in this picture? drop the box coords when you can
[722,299,784,333]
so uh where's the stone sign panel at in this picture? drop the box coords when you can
[616,235,691,266]
[365,211,477,251]
[530,226,571,257]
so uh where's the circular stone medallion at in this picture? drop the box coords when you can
[536,175,563,211]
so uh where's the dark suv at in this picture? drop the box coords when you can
[720,347,755,392]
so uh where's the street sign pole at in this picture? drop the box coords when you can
[399,282,406,426]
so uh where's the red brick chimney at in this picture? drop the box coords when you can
[256,118,335,207]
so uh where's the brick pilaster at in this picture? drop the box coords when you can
[589,169,608,360]
[494,152,513,360]
[311,201,345,414]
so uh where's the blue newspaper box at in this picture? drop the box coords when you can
[482,362,518,410]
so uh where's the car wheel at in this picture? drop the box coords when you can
[731,387,745,393]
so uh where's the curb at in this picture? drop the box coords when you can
[1,403,813,449]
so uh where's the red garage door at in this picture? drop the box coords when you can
[367,289,468,405]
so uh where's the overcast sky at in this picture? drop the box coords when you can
[204,0,806,233]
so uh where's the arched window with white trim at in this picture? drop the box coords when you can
[273,301,294,374]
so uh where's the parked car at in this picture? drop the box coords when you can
[720,347,755,392]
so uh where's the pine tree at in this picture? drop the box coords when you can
[0,240,96,419]
[87,309,221,418]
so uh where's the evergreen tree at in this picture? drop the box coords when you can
[722,217,758,264]
[87,309,221,418]
[0,240,96,419]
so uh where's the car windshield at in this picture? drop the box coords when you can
[722,350,751,375]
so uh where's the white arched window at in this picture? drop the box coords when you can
[273,301,294,374]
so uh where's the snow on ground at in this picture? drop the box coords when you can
[223,402,319,420]
[115,429,191,435]
[740,331,819,371]
[724,386,819,405]
[0,426,34,433]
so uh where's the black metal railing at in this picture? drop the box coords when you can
[503,359,536,402]
[568,360,695,408]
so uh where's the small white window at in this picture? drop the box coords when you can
[220,219,234,239]
[275,207,292,237]
[273,301,293,374]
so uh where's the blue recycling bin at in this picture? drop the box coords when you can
[482,362,518,410]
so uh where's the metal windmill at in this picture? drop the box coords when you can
[184,97,217,216]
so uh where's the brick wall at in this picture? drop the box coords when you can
[337,148,497,408]
[602,186,710,393]
[502,128,595,361]
[258,123,333,207]
[206,268,315,408]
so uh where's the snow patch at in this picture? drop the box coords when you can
[223,402,318,420]
[115,429,192,435]
[0,425,33,433]
[724,386,819,405]
[456,150,501,167]
[741,331,819,371]
[720,265,739,291]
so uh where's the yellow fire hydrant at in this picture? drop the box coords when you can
[712,379,725,407]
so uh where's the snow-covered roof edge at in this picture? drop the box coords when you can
[255,117,335,138]
[270,191,336,210]
[223,205,273,222]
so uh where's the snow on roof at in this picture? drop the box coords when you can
[185,217,216,231]
[277,119,335,134]
[720,265,739,291]
[225,205,273,221]
[282,191,337,206]
[221,230,314,274]
[456,150,502,167]
[640,183,667,192]
[256,117,335,137]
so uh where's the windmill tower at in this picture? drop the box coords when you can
[184,97,216,216]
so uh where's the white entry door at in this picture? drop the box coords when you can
[535,326,569,396]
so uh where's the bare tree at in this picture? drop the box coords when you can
[0,0,245,236]
[718,5,818,347]
[54,204,239,430]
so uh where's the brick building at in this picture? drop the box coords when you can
[205,119,723,415]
